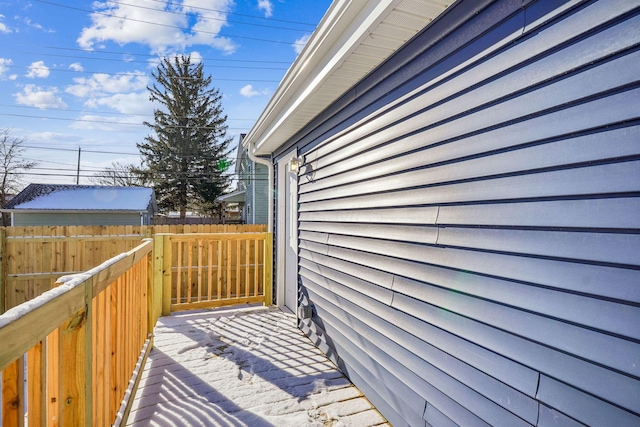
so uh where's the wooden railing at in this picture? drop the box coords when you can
[0,239,153,427]
[1,224,266,312]
[0,231,273,426]
[155,233,273,314]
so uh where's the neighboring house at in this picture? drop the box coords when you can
[242,1,640,427]
[218,134,268,224]
[1,193,17,226]
[2,184,157,226]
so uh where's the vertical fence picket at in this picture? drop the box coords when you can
[94,290,105,427]
[27,341,45,427]
[106,279,114,422]
[254,239,259,297]
[109,277,118,422]
[226,240,231,299]
[176,241,182,305]
[217,240,223,301]
[207,241,213,300]
[187,242,193,303]
[1,359,21,427]
[197,240,203,302]
[235,240,241,298]
[245,241,250,298]
[47,327,60,427]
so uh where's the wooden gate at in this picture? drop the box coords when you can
[155,233,273,314]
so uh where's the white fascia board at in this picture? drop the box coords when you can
[244,0,402,155]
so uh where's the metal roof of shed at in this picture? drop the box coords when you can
[243,0,451,155]
[2,184,157,212]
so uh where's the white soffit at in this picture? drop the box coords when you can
[245,0,451,156]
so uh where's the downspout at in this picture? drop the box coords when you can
[252,162,256,225]
[246,143,274,231]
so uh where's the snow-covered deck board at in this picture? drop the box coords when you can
[126,306,389,427]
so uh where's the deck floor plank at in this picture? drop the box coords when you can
[126,306,387,427]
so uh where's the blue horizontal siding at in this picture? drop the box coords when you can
[281,1,640,426]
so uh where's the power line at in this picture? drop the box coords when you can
[0,113,253,131]
[11,171,268,181]
[33,0,309,47]
[20,146,256,161]
[5,62,287,72]
[1,64,282,81]
[22,157,108,170]
[6,49,292,65]
[130,0,318,27]
[18,165,270,177]
[0,104,258,122]
[22,145,139,155]
[103,0,313,32]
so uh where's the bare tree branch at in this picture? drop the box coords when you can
[0,128,37,206]
[89,161,148,187]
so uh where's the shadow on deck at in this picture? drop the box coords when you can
[126,306,389,427]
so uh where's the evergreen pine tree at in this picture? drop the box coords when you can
[138,55,232,217]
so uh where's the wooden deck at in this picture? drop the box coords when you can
[125,306,389,427]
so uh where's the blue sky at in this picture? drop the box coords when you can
[0,0,331,187]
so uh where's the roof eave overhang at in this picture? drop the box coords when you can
[217,189,247,203]
[242,0,450,156]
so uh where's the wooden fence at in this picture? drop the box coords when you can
[1,224,266,312]
[0,239,153,427]
[156,233,273,313]
[0,229,273,426]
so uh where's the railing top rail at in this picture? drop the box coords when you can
[166,232,268,242]
[0,238,153,372]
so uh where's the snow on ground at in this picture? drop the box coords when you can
[126,306,390,427]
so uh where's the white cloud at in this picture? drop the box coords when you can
[14,84,67,109]
[239,84,270,98]
[66,72,149,98]
[70,114,141,132]
[24,18,54,33]
[188,50,203,64]
[161,51,203,65]
[77,0,237,54]
[0,58,18,80]
[292,34,311,55]
[0,14,12,33]
[258,0,273,17]
[69,62,84,72]
[27,131,82,143]
[26,61,50,78]
[84,92,151,115]
[0,58,13,79]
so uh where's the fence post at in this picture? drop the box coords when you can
[263,232,273,306]
[84,276,94,427]
[0,227,5,314]
[153,234,165,321]
[58,276,92,427]
[147,245,154,334]
[162,235,172,316]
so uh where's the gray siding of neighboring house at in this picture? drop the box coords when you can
[241,152,269,225]
[253,163,268,225]
[241,155,253,223]
[12,212,147,226]
[274,1,640,426]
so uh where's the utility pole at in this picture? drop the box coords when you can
[76,147,81,184]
